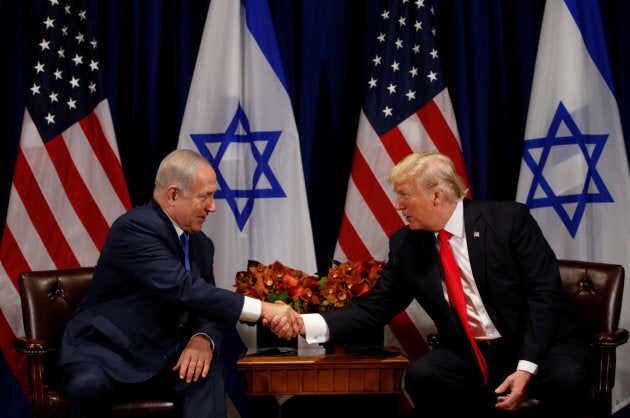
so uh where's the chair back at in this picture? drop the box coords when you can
[558,259,625,338]
[19,267,94,350]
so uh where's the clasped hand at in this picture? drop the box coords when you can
[260,301,304,339]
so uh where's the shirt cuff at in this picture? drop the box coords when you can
[240,296,262,323]
[302,313,329,344]
[517,360,538,375]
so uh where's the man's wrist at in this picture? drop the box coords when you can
[192,333,215,351]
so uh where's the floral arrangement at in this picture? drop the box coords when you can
[234,258,385,314]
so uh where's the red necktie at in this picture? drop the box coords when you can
[438,229,488,384]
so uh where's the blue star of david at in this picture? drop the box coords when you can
[522,101,612,237]
[190,104,285,231]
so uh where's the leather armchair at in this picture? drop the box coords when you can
[426,259,628,418]
[558,259,628,418]
[14,267,176,417]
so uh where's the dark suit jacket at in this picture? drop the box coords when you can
[323,200,580,366]
[58,198,245,383]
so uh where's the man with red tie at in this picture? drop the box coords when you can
[291,152,592,417]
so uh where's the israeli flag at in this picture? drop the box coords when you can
[179,0,316,300]
[516,0,630,412]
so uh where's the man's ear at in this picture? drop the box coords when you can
[433,189,443,205]
[166,185,178,204]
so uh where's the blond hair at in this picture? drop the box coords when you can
[387,152,468,201]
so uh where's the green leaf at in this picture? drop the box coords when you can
[267,291,289,303]
[318,277,328,288]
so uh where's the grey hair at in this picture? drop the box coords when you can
[387,152,468,201]
[154,149,209,196]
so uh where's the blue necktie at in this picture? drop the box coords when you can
[180,232,191,271]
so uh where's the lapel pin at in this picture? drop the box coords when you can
[473,231,480,238]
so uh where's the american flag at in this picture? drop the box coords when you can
[0,0,130,400]
[333,0,470,360]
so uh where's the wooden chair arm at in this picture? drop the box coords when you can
[594,328,629,348]
[14,336,53,356]
[592,328,628,415]
[14,336,49,416]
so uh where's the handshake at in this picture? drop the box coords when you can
[260,301,305,339]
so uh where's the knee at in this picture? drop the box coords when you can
[545,366,589,397]
[404,358,440,395]
[404,357,480,416]
[65,368,113,401]
[532,366,590,415]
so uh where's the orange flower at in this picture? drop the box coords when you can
[234,258,385,313]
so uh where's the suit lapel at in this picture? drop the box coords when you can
[149,199,189,267]
[464,201,487,292]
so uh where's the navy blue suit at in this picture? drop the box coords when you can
[59,198,245,417]
[322,200,592,417]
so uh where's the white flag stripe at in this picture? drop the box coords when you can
[402,300,434,334]
[385,299,436,348]
[433,90,462,140]
[342,178,390,258]
[516,0,630,411]
[18,112,44,149]
[354,114,395,188]
[65,126,127,227]
[7,185,57,272]
[397,113,435,151]
[0,264,23,337]
[20,134,101,264]
[94,101,123,159]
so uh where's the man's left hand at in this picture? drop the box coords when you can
[172,334,213,383]
[494,369,532,411]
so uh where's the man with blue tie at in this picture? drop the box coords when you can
[59,149,301,418]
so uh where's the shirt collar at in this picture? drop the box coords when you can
[442,200,464,238]
[162,208,185,238]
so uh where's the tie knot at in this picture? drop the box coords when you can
[438,229,451,242]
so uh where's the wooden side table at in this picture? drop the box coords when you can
[236,348,408,417]
[237,350,407,395]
